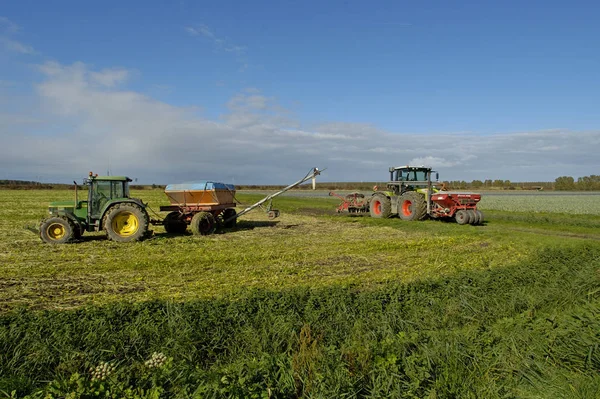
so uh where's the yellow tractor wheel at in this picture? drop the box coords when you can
[103,203,149,242]
[40,216,75,244]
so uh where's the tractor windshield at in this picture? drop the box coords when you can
[399,169,428,182]
[90,180,126,216]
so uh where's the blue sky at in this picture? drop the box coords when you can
[1,0,599,184]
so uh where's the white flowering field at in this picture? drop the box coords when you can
[478,192,600,215]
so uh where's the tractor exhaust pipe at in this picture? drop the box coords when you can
[73,180,78,205]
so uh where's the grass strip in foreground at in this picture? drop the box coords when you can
[1,243,600,398]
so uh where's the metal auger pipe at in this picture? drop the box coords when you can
[225,167,322,223]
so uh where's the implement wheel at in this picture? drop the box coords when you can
[369,194,391,218]
[467,209,479,225]
[455,210,471,225]
[191,212,216,235]
[475,210,484,225]
[40,216,74,244]
[398,191,427,221]
[104,203,149,242]
[163,211,187,234]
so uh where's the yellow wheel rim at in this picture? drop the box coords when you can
[111,212,139,237]
[47,223,66,240]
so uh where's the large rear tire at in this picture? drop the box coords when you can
[369,194,391,218]
[190,212,216,235]
[455,210,471,225]
[398,191,427,221]
[163,211,187,234]
[103,203,149,242]
[40,216,74,244]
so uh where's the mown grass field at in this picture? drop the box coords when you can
[1,189,600,398]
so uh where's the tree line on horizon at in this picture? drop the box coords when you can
[1,175,599,191]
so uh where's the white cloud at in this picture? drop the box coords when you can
[0,16,19,34]
[1,61,600,184]
[90,68,130,87]
[185,23,246,56]
[0,16,35,55]
[0,35,35,54]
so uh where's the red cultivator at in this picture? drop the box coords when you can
[329,191,369,214]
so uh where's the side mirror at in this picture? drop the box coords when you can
[435,172,439,181]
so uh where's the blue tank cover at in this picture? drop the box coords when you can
[165,181,235,191]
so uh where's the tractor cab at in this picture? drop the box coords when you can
[387,166,439,194]
[85,174,132,218]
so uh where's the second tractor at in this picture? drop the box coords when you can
[370,166,483,225]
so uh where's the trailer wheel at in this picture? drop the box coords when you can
[455,210,471,225]
[222,208,237,228]
[40,216,75,244]
[398,191,427,221]
[369,194,391,218]
[191,212,216,235]
[104,203,149,242]
[163,211,187,234]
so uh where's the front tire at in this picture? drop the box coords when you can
[369,194,391,218]
[103,203,149,242]
[40,216,74,244]
[398,191,427,221]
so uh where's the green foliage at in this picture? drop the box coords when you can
[1,244,600,397]
[1,189,600,397]
[555,176,576,191]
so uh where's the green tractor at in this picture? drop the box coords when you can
[40,172,149,244]
[369,165,483,224]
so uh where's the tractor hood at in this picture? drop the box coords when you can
[49,200,75,208]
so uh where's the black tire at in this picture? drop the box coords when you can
[40,216,74,244]
[398,191,427,221]
[455,210,471,225]
[475,210,484,225]
[467,209,479,225]
[163,211,187,234]
[369,194,391,218]
[68,218,84,239]
[222,208,237,228]
[190,212,216,235]
[103,203,149,242]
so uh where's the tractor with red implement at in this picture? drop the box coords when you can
[369,165,483,225]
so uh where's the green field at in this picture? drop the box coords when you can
[1,189,600,398]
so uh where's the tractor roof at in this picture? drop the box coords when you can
[90,176,132,182]
[389,165,431,171]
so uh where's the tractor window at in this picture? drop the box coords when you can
[413,170,427,181]
[111,181,125,198]
[92,181,111,215]
[399,170,427,182]
[90,180,126,216]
